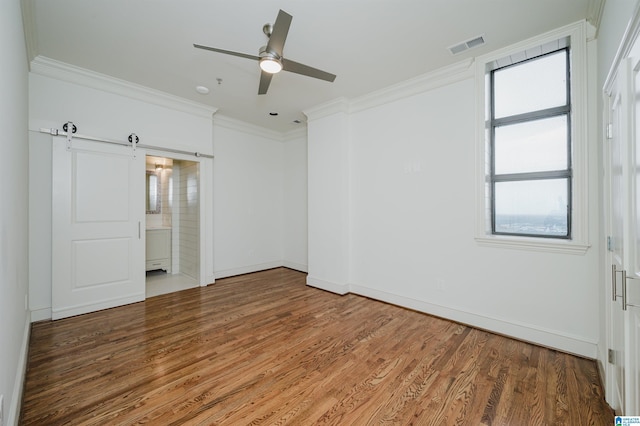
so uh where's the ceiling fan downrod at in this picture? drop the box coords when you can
[263,23,273,38]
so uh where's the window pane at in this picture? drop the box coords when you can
[494,115,568,174]
[493,50,567,118]
[494,179,568,236]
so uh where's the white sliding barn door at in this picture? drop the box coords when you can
[52,136,145,320]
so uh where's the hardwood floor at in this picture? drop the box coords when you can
[21,268,613,425]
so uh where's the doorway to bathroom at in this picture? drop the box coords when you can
[145,155,200,297]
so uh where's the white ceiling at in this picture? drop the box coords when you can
[23,0,602,133]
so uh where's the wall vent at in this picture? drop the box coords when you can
[448,35,485,55]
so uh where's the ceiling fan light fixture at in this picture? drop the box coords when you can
[259,57,283,73]
[259,46,283,73]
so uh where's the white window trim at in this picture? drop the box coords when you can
[474,21,591,255]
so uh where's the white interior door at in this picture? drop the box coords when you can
[606,55,640,416]
[607,74,627,414]
[52,136,145,319]
[624,54,640,416]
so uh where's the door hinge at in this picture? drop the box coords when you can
[606,123,613,139]
[607,236,613,251]
[608,348,616,364]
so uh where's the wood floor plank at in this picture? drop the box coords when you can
[20,268,613,425]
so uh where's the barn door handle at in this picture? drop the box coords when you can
[613,265,631,310]
[612,264,617,302]
[621,270,640,310]
[621,269,628,311]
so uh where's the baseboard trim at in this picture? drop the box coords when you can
[8,316,30,426]
[214,261,284,280]
[348,283,597,358]
[202,274,216,286]
[51,293,145,320]
[30,307,52,322]
[306,276,349,295]
[282,261,308,273]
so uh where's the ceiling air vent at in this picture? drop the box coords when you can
[448,35,485,55]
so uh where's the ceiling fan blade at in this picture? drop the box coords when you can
[258,71,273,95]
[266,10,292,55]
[282,58,336,82]
[193,44,259,61]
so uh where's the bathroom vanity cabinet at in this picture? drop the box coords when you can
[146,228,171,272]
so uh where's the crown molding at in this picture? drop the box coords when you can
[20,0,38,66]
[304,59,474,123]
[350,58,474,114]
[30,56,218,119]
[213,114,284,141]
[604,2,640,95]
[303,97,350,123]
[476,20,586,71]
[283,127,306,142]
[586,0,605,38]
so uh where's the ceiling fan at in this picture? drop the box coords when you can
[194,9,336,95]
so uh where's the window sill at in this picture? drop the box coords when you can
[475,235,591,255]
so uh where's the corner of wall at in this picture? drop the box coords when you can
[7,317,31,426]
[282,261,308,273]
[213,114,285,141]
[306,275,349,295]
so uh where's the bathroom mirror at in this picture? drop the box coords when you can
[146,171,161,214]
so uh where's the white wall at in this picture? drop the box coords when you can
[210,119,309,278]
[306,38,601,358]
[28,131,53,319]
[353,78,599,356]
[1,0,30,424]
[307,105,351,293]
[212,119,285,278]
[283,130,308,272]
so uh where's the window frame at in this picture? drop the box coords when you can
[474,21,590,254]
[489,48,573,239]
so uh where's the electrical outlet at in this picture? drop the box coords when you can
[436,278,445,292]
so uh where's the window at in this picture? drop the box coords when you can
[475,22,589,254]
[490,49,571,239]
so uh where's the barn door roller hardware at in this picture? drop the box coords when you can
[39,122,214,159]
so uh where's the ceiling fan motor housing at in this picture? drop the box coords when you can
[259,45,280,60]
